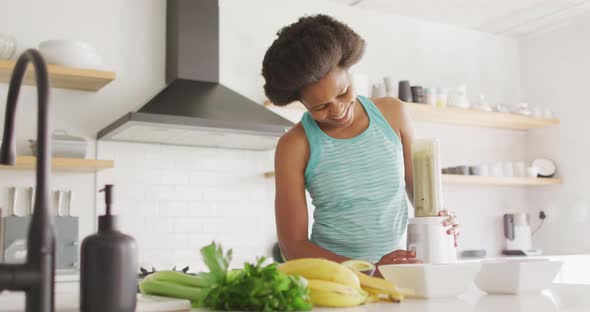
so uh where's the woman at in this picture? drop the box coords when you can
[262,15,459,268]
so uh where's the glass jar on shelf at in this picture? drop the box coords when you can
[0,33,17,59]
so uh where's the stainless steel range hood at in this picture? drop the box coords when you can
[97,0,293,150]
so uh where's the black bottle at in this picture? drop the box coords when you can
[80,184,138,312]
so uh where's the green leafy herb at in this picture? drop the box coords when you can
[140,242,311,311]
[199,242,312,311]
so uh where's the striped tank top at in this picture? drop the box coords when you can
[302,96,408,263]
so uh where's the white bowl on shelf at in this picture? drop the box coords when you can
[29,130,88,158]
[474,259,562,295]
[39,39,102,69]
[379,262,482,299]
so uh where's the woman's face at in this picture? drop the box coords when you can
[300,67,356,129]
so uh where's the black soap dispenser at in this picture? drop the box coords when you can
[80,184,138,312]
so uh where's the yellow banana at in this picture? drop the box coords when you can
[352,270,405,301]
[365,293,380,303]
[307,279,367,307]
[364,286,404,302]
[278,258,361,289]
[354,270,397,291]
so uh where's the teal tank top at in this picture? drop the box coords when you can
[301,96,408,263]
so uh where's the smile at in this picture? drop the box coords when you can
[331,103,353,122]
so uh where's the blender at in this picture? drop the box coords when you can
[408,139,457,264]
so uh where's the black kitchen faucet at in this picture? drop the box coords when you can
[0,49,56,311]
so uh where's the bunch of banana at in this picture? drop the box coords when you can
[342,260,406,303]
[278,258,368,307]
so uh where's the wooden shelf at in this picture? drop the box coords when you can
[442,174,561,186]
[0,156,114,172]
[403,102,559,130]
[263,100,559,130]
[0,59,115,91]
[263,171,561,187]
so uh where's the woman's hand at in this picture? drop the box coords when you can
[373,250,421,278]
[439,210,460,247]
[377,250,422,265]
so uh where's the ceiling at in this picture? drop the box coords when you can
[328,0,590,36]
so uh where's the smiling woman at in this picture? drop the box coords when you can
[262,14,458,272]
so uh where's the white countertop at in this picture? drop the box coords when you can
[196,284,587,312]
[1,284,589,312]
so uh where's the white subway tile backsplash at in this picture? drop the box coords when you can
[201,218,233,233]
[189,172,243,186]
[145,217,173,233]
[188,233,219,247]
[120,216,145,235]
[146,154,175,169]
[141,232,168,249]
[97,141,277,270]
[215,201,268,218]
[171,250,201,266]
[142,171,163,185]
[187,201,219,217]
[172,218,203,233]
[128,184,145,200]
[167,233,189,249]
[145,185,175,201]
[158,201,188,216]
[202,186,267,201]
[161,171,190,185]
[136,200,159,217]
[174,186,203,201]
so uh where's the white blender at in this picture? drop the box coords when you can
[408,139,457,264]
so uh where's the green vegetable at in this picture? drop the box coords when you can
[144,270,210,288]
[139,242,312,311]
[139,272,204,302]
[199,242,313,311]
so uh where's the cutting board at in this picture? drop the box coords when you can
[0,292,192,311]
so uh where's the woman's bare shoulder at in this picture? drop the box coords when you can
[276,122,309,168]
[371,97,406,116]
[278,122,307,149]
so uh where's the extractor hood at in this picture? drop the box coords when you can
[97,0,294,150]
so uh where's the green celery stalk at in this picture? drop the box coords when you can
[139,275,202,302]
[149,270,210,288]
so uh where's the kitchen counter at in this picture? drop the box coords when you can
[305,284,590,312]
[1,284,589,311]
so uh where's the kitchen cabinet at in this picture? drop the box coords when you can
[0,156,114,172]
[0,59,115,91]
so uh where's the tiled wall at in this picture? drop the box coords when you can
[96,141,277,272]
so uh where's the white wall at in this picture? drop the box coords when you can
[521,14,590,255]
[0,0,167,243]
[0,0,533,270]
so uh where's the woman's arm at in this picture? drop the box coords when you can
[274,126,351,263]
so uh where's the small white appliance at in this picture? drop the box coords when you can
[408,139,457,264]
[502,213,542,256]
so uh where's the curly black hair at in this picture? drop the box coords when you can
[262,14,365,106]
